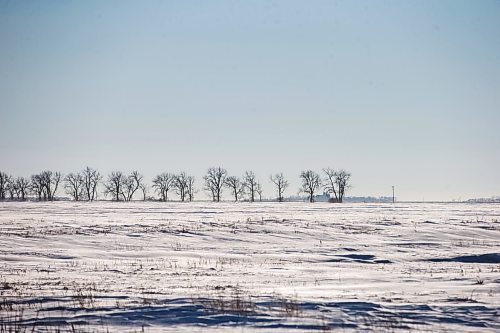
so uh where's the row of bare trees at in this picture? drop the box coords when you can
[0,171,61,201]
[0,168,99,202]
[65,167,102,201]
[0,167,351,202]
[205,168,281,203]
[203,167,349,203]
[152,172,195,202]
[0,172,31,201]
[300,168,351,203]
[103,171,146,201]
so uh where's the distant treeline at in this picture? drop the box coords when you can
[0,167,351,203]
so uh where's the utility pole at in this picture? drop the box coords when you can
[392,186,395,204]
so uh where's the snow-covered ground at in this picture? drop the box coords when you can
[0,201,499,332]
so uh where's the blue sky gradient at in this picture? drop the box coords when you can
[1,1,499,200]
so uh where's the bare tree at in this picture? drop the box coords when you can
[224,176,244,202]
[52,172,62,200]
[30,174,44,201]
[323,167,339,202]
[139,182,148,201]
[243,171,258,202]
[38,171,61,201]
[5,175,15,200]
[152,172,175,201]
[39,172,50,200]
[204,167,227,202]
[173,172,189,201]
[64,172,84,201]
[300,170,321,203]
[82,167,101,201]
[323,168,351,203]
[122,171,143,201]
[186,176,195,202]
[15,177,30,201]
[0,174,29,201]
[255,182,263,202]
[104,171,126,201]
[0,172,9,200]
[335,169,351,203]
[11,180,21,199]
[270,173,289,202]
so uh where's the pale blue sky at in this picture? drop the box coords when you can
[1,0,499,201]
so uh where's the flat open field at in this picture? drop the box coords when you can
[0,202,499,332]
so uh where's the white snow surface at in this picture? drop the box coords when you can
[0,201,499,332]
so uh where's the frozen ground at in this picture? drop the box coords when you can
[0,201,499,332]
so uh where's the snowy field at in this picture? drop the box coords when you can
[0,202,499,332]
